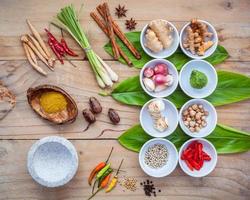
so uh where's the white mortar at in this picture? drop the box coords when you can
[27,136,78,187]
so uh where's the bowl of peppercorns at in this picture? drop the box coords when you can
[179,99,217,138]
[139,138,178,177]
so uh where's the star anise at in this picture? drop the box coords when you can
[125,18,137,31]
[115,4,127,18]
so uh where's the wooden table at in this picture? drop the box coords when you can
[0,0,250,199]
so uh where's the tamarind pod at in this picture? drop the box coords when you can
[28,34,49,60]
[26,19,51,58]
[22,42,47,76]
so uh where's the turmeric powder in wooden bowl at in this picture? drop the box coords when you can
[27,85,78,124]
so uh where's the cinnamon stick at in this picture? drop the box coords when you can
[90,12,133,66]
[97,4,141,60]
[102,3,120,60]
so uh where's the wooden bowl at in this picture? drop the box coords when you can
[27,85,78,124]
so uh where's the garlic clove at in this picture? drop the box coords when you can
[143,78,155,92]
[148,99,165,113]
[154,117,168,132]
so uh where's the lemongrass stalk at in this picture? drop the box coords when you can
[96,55,118,82]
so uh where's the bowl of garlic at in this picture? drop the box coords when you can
[180,19,218,59]
[140,59,178,98]
[140,19,179,58]
[140,98,178,138]
[179,99,217,138]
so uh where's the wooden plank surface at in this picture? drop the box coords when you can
[0,0,250,199]
[0,140,250,200]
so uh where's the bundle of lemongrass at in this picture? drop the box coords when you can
[52,5,118,88]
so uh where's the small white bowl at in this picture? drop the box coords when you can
[179,60,218,98]
[27,136,78,187]
[180,19,218,59]
[140,59,178,98]
[179,99,217,138]
[140,20,179,58]
[179,138,217,177]
[140,98,178,137]
[139,138,178,177]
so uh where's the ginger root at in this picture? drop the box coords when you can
[144,29,163,53]
[149,19,173,49]
[183,19,214,56]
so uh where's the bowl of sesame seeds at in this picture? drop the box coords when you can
[139,138,178,177]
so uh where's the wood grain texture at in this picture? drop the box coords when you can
[0,140,249,200]
[0,0,250,199]
[0,60,249,139]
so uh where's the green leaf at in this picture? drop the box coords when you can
[103,31,229,69]
[118,124,250,154]
[111,71,250,108]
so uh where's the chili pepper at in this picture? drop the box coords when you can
[88,147,113,185]
[189,159,200,170]
[45,28,65,56]
[88,174,112,200]
[98,168,113,187]
[48,38,64,64]
[106,159,124,193]
[61,38,78,56]
[96,163,111,179]
[198,143,203,161]
[184,159,194,171]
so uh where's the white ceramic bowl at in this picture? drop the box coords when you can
[27,136,78,187]
[139,138,178,177]
[140,20,179,58]
[180,19,218,59]
[140,59,178,98]
[179,99,217,138]
[179,138,217,177]
[140,98,178,137]
[179,60,218,98]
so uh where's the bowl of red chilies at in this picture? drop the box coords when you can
[179,138,217,177]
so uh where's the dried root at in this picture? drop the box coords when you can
[183,19,214,56]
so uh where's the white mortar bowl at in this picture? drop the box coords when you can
[27,136,78,187]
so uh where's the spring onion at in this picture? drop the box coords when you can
[52,4,118,88]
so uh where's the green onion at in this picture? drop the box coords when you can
[52,4,118,88]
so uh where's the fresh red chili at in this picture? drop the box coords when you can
[48,38,64,64]
[182,141,211,171]
[61,38,78,57]
[45,29,65,56]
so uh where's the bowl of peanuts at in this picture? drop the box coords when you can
[179,99,217,138]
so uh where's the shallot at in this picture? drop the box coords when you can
[143,67,154,78]
[153,74,167,85]
[154,63,168,75]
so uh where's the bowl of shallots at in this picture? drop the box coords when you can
[140,59,178,98]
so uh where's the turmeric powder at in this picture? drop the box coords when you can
[40,91,67,113]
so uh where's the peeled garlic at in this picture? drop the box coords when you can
[148,99,165,113]
[143,78,155,92]
[154,117,168,132]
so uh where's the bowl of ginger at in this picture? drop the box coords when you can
[140,19,179,59]
[180,19,218,59]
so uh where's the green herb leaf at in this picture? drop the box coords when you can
[118,124,250,154]
[111,71,250,108]
[103,32,229,69]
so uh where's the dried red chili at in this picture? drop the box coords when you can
[61,38,78,57]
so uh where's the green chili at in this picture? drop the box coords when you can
[96,163,110,179]
[98,168,113,187]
